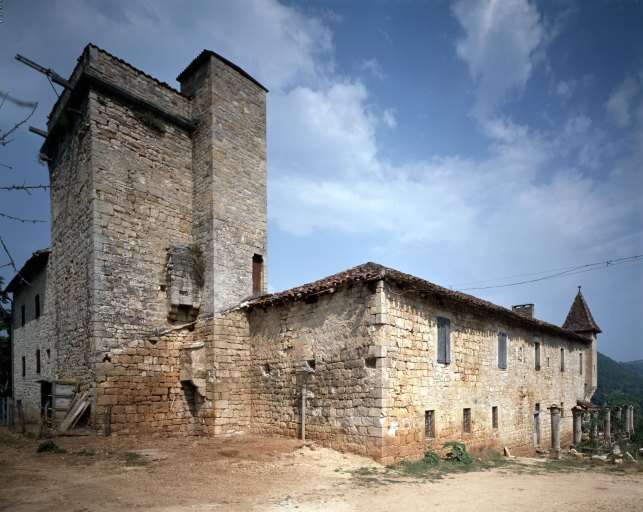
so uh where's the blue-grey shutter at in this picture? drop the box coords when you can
[438,317,451,363]
[498,332,507,369]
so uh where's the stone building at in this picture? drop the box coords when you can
[6,45,600,463]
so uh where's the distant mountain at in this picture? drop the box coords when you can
[593,352,643,424]
[621,360,643,379]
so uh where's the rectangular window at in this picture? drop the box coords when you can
[498,332,507,369]
[425,410,435,438]
[437,317,451,364]
[492,406,498,429]
[35,294,41,319]
[463,408,471,433]
[579,352,583,375]
[252,254,263,295]
[560,402,564,418]
[36,350,41,374]
[560,348,565,372]
[534,342,541,370]
[21,356,26,377]
[21,305,25,327]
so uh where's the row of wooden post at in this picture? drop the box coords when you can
[549,404,636,459]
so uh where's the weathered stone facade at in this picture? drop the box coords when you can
[7,45,599,464]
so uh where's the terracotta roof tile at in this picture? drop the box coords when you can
[246,262,589,342]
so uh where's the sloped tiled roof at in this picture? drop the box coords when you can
[246,262,590,343]
[563,289,602,333]
[5,248,50,293]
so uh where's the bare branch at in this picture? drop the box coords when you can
[0,101,38,147]
[0,235,31,286]
[0,184,50,191]
[0,212,47,223]
[0,90,37,109]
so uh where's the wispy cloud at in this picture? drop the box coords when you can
[452,0,544,121]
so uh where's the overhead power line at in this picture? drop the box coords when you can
[454,254,643,291]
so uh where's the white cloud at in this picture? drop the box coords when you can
[555,80,574,102]
[360,58,385,79]
[382,109,397,129]
[452,0,544,121]
[606,77,640,128]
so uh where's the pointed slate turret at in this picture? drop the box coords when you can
[563,288,602,334]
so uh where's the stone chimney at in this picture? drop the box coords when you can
[512,303,534,318]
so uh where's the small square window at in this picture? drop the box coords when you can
[425,410,435,438]
[463,408,471,433]
[492,406,498,429]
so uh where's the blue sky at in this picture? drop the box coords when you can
[1,0,641,361]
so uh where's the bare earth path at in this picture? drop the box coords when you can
[1,427,641,511]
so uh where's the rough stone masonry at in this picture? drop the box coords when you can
[7,45,600,464]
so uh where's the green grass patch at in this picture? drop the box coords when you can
[36,440,65,453]
[124,451,149,466]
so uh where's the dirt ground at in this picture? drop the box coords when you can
[1,427,641,512]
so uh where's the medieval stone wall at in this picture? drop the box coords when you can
[180,55,268,315]
[379,284,591,463]
[10,266,51,419]
[247,285,385,460]
[89,88,193,357]
[47,97,95,393]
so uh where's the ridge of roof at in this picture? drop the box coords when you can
[246,262,589,342]
[562,289,602,333]
[176,49,268,92]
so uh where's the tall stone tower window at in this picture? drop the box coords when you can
[252,254,264,295]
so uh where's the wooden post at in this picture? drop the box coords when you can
[16,399,26,434]
[549,404,561,459]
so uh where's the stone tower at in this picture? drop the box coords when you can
[41,44,267,399]
[563,288,601,399]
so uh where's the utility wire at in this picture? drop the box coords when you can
[455,254,642,291]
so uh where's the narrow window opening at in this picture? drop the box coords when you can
[365,357,377,369]
[463,408,471,433]
[260,363,271,376]
[35,294,41,319]
[46,349,51,359]
[437,317,451,364]
[534,342,541,370]
[36,350,41,374]
[498,332,507,369]
[307,359,316,370]
[21,356,26,377]
[252,254,263,295]
[425,410,435,438]
[492,406,498,429]
[21,305,25,327]
[579,352,583,375]
[560,348,565,372]
[560,402,564,418]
